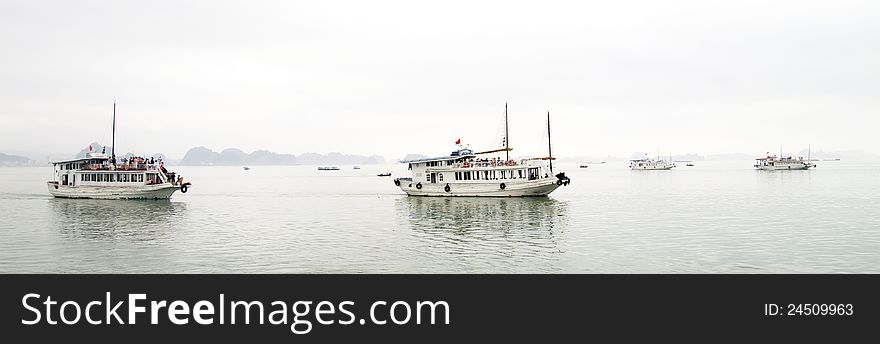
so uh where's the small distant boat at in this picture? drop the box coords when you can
[686,163,694,167]
[377,172,392,177]
[353,166,361,170]
[318,166,339,171]
[243,166,250,170]
[579,165,589,168]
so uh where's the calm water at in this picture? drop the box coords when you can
[1,161,878,273]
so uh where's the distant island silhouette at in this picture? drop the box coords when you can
[0,152,32,167]
[179,146,387,166]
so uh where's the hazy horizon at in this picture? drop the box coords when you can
[2,1,878,160]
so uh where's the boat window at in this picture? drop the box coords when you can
[138,174,143,183]
[439,173,443,182]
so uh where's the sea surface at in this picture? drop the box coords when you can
[1,161,878,273]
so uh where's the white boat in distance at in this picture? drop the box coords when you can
[47,102,191,199]
[318,166,339,171]
[394,104,570,197]
[754,155,816,170]
[629,157,675,170]
[754,146,817,170]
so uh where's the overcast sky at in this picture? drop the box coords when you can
[1,0,878,159]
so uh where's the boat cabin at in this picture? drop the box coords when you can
[402,148,549,185]
[50,152,172,187]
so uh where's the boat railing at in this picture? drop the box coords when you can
[449,159,527,169]
[80,163,162,171]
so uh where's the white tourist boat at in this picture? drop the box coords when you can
[46,102,191,199]
[754,146,817,170]
[629,156,675,170]
[393,105,570,197]
[754,155,816,170]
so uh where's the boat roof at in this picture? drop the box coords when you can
[402,154,475,164]
[401,148,478,163]
[401,147,522,164]
[51,153,110,164]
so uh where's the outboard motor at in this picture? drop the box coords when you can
[555,172,571,186]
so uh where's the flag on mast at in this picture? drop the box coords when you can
[455,138,461,145]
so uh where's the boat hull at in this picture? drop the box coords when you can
[47,182,180,199]
[396,178,561,197]
[755,164,813,170]
[630,166,675,170]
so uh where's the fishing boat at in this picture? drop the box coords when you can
[46,101,191,199]
[318,166,339,171]
[579,165,589,168]
[686,163,695,167]
[243,166,251,170]
[393,104,570,197]
[754,146,816,170]
[377,172,392,177]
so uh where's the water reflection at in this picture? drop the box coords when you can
[396,196,568,234]
[394,196,570,272]
[49,199,188,241]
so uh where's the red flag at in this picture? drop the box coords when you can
[455,138,461,145]
[89,145,93,151]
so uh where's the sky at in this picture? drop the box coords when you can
[1,0,878,160]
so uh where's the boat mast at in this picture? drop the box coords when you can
[808,144,811,162]
[504,103,509,162]
[547,111,553,174]
[111,100,116,166]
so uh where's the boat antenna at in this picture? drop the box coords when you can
[111,99,117,166]
[808,144,811,162]
[547,111,553,174]
[504,103,509,162]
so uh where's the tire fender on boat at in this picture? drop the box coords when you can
[180,184,188,193]
[444,184,451,192]
[556,179,563,186]
[416,183,422,190]
[499,183,506,190]
[394,179,400,186]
